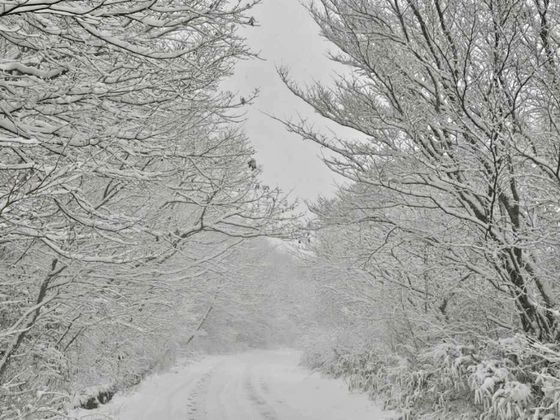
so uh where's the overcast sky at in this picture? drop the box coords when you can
[224,0,349,204]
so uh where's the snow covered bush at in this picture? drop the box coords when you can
[72,384,115,410]
[303,332,560,419]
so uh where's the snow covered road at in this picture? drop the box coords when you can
[78,349,390,420]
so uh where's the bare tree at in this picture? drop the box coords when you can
[0,1,296,417]
[283,0,560,342]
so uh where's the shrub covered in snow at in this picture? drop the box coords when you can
[303,334,560,419]
[72,384,115,410]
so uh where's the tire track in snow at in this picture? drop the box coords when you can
[259,375,289,408]
[259,377,270,395]
[185,367,216,420]
[255,369,298,417]
[244,368,279,420]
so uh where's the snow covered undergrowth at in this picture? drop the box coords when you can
[302,336,560,420]
[68,349,391,420]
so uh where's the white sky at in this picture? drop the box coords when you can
[224,0,349,203]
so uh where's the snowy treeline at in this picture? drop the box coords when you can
[6,0,560,419]
[0,1,298,418]
[291,0,560,418]
[191,239,318,353]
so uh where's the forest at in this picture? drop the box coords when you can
[2,0,560,419]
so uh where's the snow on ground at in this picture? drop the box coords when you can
[70,349,392,420]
